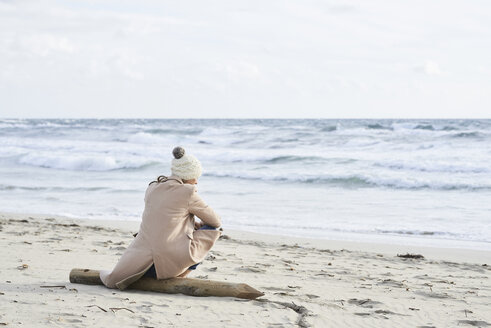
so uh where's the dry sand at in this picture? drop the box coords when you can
[0,212,490,327]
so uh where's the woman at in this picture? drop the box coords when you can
[99,147,222,290]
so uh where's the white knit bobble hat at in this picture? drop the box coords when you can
[171,146,202,180]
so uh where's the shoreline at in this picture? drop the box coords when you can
[2,211,488,264]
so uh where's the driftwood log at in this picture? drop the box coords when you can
[69,268,264,300]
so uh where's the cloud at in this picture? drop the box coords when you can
[224,60,261,80]
[414,60,443,76]
[0,0,490,118]
[18,34,77,57]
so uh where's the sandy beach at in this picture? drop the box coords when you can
[1,212,490,327]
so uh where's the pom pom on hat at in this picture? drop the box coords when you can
[171,146,202,180]
[173,146,185,159]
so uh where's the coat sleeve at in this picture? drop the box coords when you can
[188,188,221,228]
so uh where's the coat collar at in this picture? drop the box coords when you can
[167,175,183,184]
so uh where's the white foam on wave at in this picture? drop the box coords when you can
[373,160,490,174]
[2,119,491,248]
[204,169,491,190]
[126,132,171,144]
[18,152,152,171]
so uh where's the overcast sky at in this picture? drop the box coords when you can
[1,0,490,118]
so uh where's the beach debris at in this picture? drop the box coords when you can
[70,268,264,299]
[282,259,297,265]
[195,275,208,279]
[40,285,66,289]
[274,292,294,296]
[9,219,28,223]
[397,253,425,259]
[219,234,230,240]
[272,300,310,328]
[347,298,382,308]
[374,309,397,315]
[263,286,291,292]
[457,320,490,327]
[414,290,451,299]
[236,266,266,273]
[377,279,405,288]
[206,267,217,272]
[17,264,28,270]
[110,307,134,314]
[86,305,107,312]
[305,294,320,299]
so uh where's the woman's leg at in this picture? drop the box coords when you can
[145,225,219,279]
[143,263,157,278]
[186,224,219,271]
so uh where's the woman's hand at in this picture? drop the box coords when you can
[194,220,204,230]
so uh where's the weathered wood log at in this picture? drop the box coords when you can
[69,268,264,300]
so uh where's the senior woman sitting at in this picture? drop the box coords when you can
[99,147,221,290]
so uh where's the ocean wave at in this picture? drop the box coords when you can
[270,137,300,143]
[373,161,490,174]
[263,155,326,164]
[126,132,171,144]
[226,222,490,244]
[320,125,337,132]
[145,128,203,135]
[17,153,158,171]
[376,229,448,236]
[0,184,47,191]
[366,123,393,130]
[441,126,459,131]
[450,132,483,138]
[204,172,491,191]
[390,122,466,133]
[413,124,435,130]
[0,184,113,192]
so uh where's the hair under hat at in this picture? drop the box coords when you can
[171,146,202,180]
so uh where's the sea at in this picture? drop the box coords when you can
[0,119,490,250]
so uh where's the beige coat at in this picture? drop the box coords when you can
[99,175,222,290]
